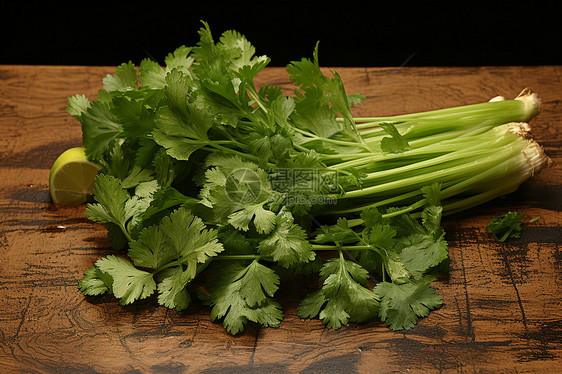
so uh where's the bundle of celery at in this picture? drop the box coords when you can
[70,22,550,334]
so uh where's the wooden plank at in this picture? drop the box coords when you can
[0,65,560,373]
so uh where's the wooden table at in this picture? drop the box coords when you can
[0,65,560,373]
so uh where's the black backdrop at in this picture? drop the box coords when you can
[1,2,561,67]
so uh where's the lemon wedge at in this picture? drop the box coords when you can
[49,147,101,205]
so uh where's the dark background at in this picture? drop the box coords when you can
[1,2,561,68]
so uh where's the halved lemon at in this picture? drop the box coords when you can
[49,147,101,205]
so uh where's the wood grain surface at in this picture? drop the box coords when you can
[0,65,560,373]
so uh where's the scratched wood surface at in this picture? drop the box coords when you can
[0,65,560,373]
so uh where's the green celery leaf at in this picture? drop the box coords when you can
[124,193,156,236]
[228,204,276,234]
[67,94,90,119]
[238,260,280,307]
[139,58,166,89]
[421,182,442,206]
[80,101,124,161]
[139,186,199,228]
[158,208,224,279]
[486,211,524,242]
[313,218,358,245]
[399,234,448,279]
[380,122,410,154]
[164,46,194,75]
[257,211,315,268]
[301,257,378,329]
[95,255,156,305]
[112,96,156,139]
[217,227,256,256]
[286,49,324,88]
[297,289,326,319]
[78,266,113,296]
[85,174,130,228]
[128,224,175,270]
[191,21,216,65]
[374,277,443,331]
[366,223,397,249]
[206,262,283,335]
[201,154,276,233]
[102,62,138,92]
[157,267,192,311]
[152,107,210,161]
[287,45,359,139]
[360,207,384,227]
[120,165,155,189]
[421,205,444,237]
[291,86,342,138]
[218,29,269,73]
[153,70,214,161]
[347,93,366,106]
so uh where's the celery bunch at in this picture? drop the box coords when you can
[70,22,550,334]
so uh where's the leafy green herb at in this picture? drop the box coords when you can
[486,211,524,242]
[257,211,316,268]
[95,255,157,306]
[304,183,447,330]
[298,253,379,329]
[375,276,443,330]
[78,266,113,296]
[67,21,549,335]
[379,122,410,153]
[204,260,283,335]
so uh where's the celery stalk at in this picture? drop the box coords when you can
[317,89,550,219]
